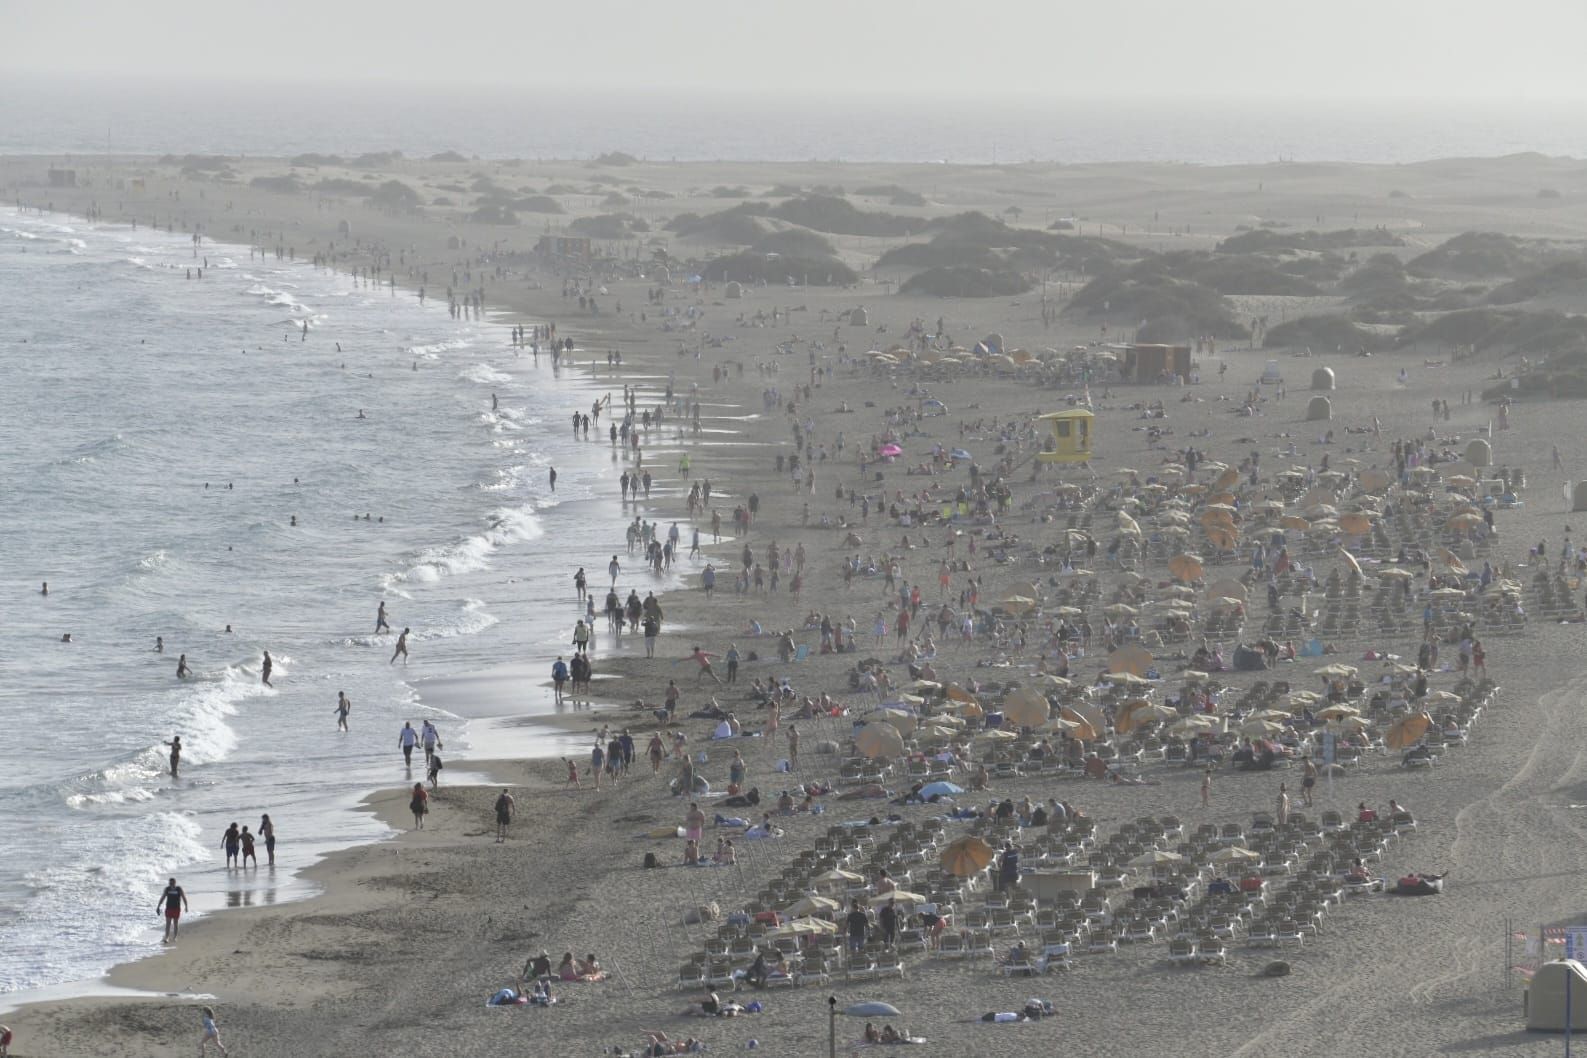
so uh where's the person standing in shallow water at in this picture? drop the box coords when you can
[260,650,273,687]
[335,691,351,731]
[259,814,276,866]
[391,627,410,664]
[163,735,183,778]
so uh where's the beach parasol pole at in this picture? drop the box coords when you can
[828,994,838,1058]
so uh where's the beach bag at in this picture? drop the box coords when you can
[643,852,660,869]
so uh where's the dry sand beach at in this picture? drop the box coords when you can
[9,152,1587,1057]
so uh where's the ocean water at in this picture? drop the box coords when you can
[4,75,1587,165]
[0,206,679,998]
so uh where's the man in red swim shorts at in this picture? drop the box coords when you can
[158,877,189,943]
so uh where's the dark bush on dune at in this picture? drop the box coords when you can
[1186,255,1323,296]
[602,192,631,207]
[313,178,372,196]
[712,186,753,198]
[1408,232,1565,279]
[702,252,856,286]
[369,180,422,211]
[1486,259,1587,304]
[1215,228,1405,254]
[569,213,634,239]
[751,229,838,257]
[1264,314,1393,352]
[877,212,1135,275]
[351,151,404,169]
[250,174,303,194]
[667,210,768,244]
[513,195,565,214]
[161,154,230,170]
[430,151,467,163]
[898,267,1031,298]
[1068,271,1248,339]
[1340,253,1411,298]
[593,151,638,166]
[771,195,927,237]
[1408,308,1587,355]
[544,183,580,195]
[470,203,518,225]
[290,153,344,167]
[1276,254,1349,282]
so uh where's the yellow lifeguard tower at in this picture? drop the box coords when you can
[1036,408,1094,464]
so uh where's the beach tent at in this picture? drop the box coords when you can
[1572,482,1587,513]
[1305,396,1332,422]
[724,281,743,299]
[1465,439,1492,467]
[337,219,353,238]
[1310,366,1335,391]
[850,306,868,326]
[983,332,1004,354]
[1526,960,1587,1031]
[1261,360,1284,384]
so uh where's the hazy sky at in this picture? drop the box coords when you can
[6,0,1587,100]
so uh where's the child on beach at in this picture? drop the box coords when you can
[409,783,428,829]
[564,758,581,787]
[199,1007,227,1055]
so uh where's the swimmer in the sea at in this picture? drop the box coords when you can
[376,601,390,633]
[176,654,190,679]
[261,650,274,687]
[155,636,164,653]
[40,581,48,596]
[164,735,183,777]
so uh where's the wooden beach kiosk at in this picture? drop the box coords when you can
[1036,409,1095,464]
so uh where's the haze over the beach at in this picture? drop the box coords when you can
[9,0,1587,1055]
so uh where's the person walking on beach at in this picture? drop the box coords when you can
[421,720,441,765]
[259,814,276,866]
[494,788,515,842]
[335,691,351,731]
[260,650,273,687]
[427,749,444,789]
[552,656,570,703]
[164,735,183,778]
[572,619,591,654]
[158,877,189,942]
[1276,782,1291,826]
[375,600,390,634]
[608,555,622,587]
[409,782,428,828]
[391,627,410,664]
[198,1006,227,1056]
[574,567,587,602]
[1200,766,1213,808]
[1301,757,1317,807]
[398,722,419,767]
[787,723,800,769]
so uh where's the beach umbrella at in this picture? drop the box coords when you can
[844,532,864,547]
[878,443,903,457]
[1215,467,1241,490]
[1240,719,1286,736]
[1206,525,1239,550]
[1060,705,1103,741]
[1247,708,1293,722]
[1103,671,1152,688]
[866,707,917,735]
[1438,548,1468,574]
[1376,567,1414,580]
[1338,548,1363,577]
[771,917,841,938]
[1108,644,1154,677]
[944,683,976,703]
[844,1001,902,1018]
[1128,850,1186,868]
[869,889,927,907]
[950,448,973,461]
[1316,704,1360,720]
[1207,578,1247,602]
[1003,687,1051,727]
[1281,515,1311,530]
[1427,587,1467,600]
[1117,511,1143,537]
[1210,596,1245,611]
[1446,512,1483,531]
[1181,669,1210,681]
[939,835,996,877]
[1211,846,1263,865]
[1200,461,1230,474]
[998,595,1038,614]
[1313,663,1358,678]
[1337,715,1371,732]
[919,780,964,799]
[1169,716,1218,738]
[811,869,864,887]
[1039,674,1073,689]
[1162,584,1198,598]
[1359,468,1391,492]
[784,894,845,915]
[1123,703,1178,733]
[977,729,1019,742]
[1385,711,1433,750]
[957,700,985,720]
[855,723,905,760]
[1168,553,1205,582]
[1103,603,1139,618]
[1423,690,1460,705]
[908,679,941,693]
[1339,512,1373,535]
